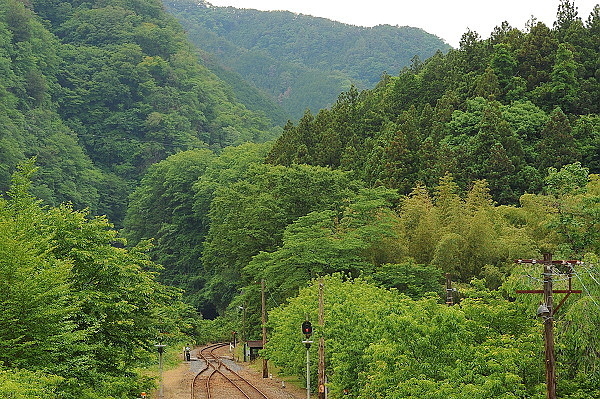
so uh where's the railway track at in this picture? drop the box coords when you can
[191,343,270,399]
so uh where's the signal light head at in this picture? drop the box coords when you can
[302,320,312,337]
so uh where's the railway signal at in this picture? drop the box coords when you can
[302,320,312,338]
[302,320,314,399]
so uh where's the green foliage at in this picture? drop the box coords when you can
[0,0,105,216]
[0,161,193,398]
[0,167,75,372]
[519,165,600,257]
[0,0,282,226]
[0,369,63,398]
[266,276,544,398]
[265,3,599,203]
[366,261,444,299]
[124,148,216,282]
[201,163,363,314]
[545,161,589,195]
[164,0,450,119]
[245,187,403,303]
[397,176,538,282]
[124,142,274,317]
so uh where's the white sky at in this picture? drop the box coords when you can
[206,0,598,47]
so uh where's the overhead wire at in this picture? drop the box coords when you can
[573,270,600,310]
[586,267,600,287]
[519,261,600,312]
[266,285,281,309]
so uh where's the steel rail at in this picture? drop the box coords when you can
[191,343,269,399]
[219,361,268,399]
[208,365,251,399]
[191,343,228,399]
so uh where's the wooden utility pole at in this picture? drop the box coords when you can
[542,254,557,399]
[515,254,582,399]
[318,279,326,399]
[261,279,269,378]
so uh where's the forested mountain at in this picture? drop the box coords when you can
[163,0,451,119]
[267,3,600,204]
[123,2,600,397]
[3,0,600,397]
[0,0,281,224]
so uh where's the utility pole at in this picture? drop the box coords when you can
[318,279,326,399]
[261,279,269,378]
[238,302,247,361]
[515,253,582,399]
[542,254,556,399]
[305,341,312,399]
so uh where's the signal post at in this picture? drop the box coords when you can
[302,321,313,399]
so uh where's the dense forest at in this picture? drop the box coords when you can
[267,3,600,205]
[1,0,600,397]
[0,0,279,396]
[123,1,600,398]
[164,0,451,119]
[0,0,281,225]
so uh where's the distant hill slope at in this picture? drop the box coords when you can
[0,0,282,225]
[195,47,291,125]
[163,0,452,119]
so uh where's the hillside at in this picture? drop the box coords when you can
[267,4,600,204]
[123,0,600,320]
[163,0,451,119]
[0,0,282,225]
[2,0,600,398]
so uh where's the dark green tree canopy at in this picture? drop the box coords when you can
[266,2,599,205]
[164,0,451,119]
[0,0,282,225]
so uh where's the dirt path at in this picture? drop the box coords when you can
[158,345,309,399]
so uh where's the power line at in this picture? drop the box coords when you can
[574,271,600,310]
[266,285,281,308]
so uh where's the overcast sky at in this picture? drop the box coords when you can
[206,0,598,47]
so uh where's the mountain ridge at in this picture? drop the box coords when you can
[164,0,452,118]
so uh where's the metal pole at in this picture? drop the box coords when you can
[302,319,313,399]
[306,343,311,399]
[159,350,164,399]
[155,344,166,399]
[543,253,557,399]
